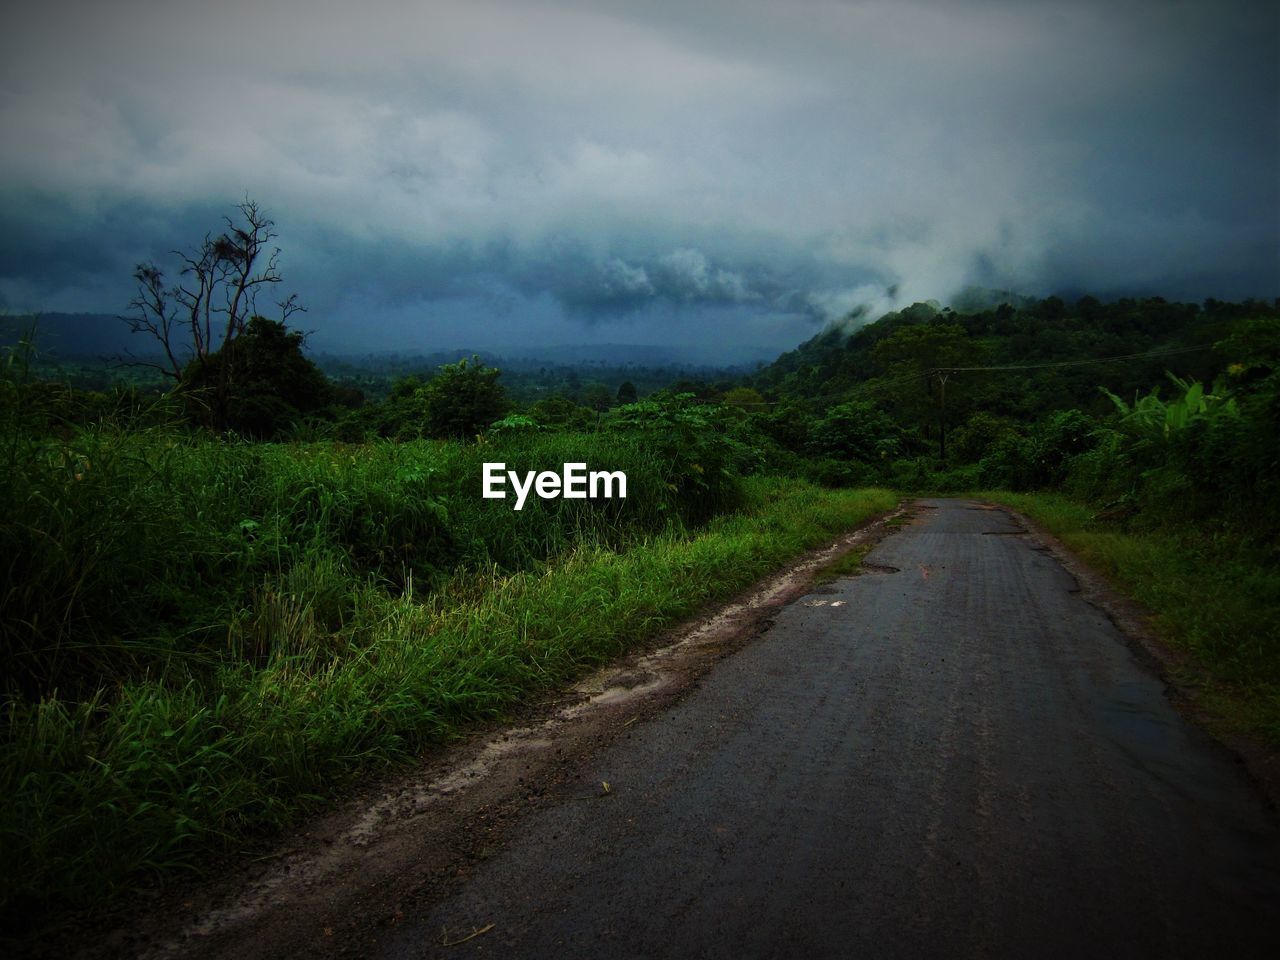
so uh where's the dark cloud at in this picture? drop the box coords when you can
[0,0,1275,360]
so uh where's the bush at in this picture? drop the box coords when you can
[804,457,882,488]
[1062,369,1280,546]
[950,412,1014,464]
[807,400,902,463]
[422,357,508,439]
[183,317,336,439]
[977,409,1097,491]
[606,398,747,524]
[1062,428,1130,503]
[978,431,1035,489]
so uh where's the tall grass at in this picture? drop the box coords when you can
[1,426,714,699]
[0,408,894,924]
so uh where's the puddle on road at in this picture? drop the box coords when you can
[861,563,901,574]
[1099,680,1175,752]
[1086,675,1226,800]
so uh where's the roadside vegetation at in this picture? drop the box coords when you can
[3,203,1276,931]
[0,332,894,924]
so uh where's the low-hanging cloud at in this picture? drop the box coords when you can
[552,248,761,317]
[0,0,1275,359]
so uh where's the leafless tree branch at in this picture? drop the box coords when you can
[117,199,303,428]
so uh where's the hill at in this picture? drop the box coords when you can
[746,294,1275,420]
[0,313,146,360]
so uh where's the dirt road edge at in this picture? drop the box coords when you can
[40,504,907,960]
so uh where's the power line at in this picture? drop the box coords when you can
[710,342,1217,406]
[933,343,1214,373]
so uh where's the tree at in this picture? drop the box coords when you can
[184,316,334,438]
[808,400,901,462]
[121,199,302,429]
[721,386,765,411]
[582,382,613,413]
[950,411,1014,464]
[872,323,982,461]
[528,394,594,430]
[616,381,638,404]
[422,356,508,439]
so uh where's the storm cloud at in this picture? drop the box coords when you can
[0,0,1275,361]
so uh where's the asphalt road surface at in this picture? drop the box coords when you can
[382,499,1280,959]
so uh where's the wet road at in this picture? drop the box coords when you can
[384,499,1280,959]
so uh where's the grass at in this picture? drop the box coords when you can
[814,543,876,583]
[976,490,1280,747]
[0,461,894,927]
[0,426,725,700]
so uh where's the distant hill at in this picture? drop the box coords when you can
[505,343,685,366]
[314,348,746,382]
[2,315,741,373]
[746,295,1278,419]
[0,313,152,360]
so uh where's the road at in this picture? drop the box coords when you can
[378,499,1280,959]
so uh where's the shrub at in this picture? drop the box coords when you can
[422,356,508,439]
[607,398,746,524]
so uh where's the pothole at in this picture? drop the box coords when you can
[861,563,901,574]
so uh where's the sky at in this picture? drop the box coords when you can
[0,0,1276,363]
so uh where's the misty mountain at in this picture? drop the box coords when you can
[747,295,1275,415]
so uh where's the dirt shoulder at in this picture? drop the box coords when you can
[28,505,906,960]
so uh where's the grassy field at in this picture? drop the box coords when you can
[15,416,1272,928]
[0,423,894,925]
[977,491,1280,748]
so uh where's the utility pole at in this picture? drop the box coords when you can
[936,371,950,463]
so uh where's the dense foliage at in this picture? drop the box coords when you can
[4,289,1279,930]
[182,316,339,438]
[740,295,1280,542]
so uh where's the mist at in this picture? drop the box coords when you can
[1,0,1276,362]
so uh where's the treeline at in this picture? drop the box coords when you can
[316,351,739,407]
[13,294,1280,545]
[733,295,1280,539]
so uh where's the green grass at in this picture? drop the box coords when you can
[0,469,894,926]
[814,543,875,583]
[0,427,727,700]
[976,490,1280,746]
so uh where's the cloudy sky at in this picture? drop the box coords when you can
[1,0,1276,362]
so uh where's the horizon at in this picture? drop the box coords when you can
[1,0,1277,365]
[4,284,1278,370]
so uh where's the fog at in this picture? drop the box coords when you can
[1,0,1275,362]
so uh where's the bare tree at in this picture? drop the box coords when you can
[119,199,303,426]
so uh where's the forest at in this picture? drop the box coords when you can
[3,286,1278,930]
